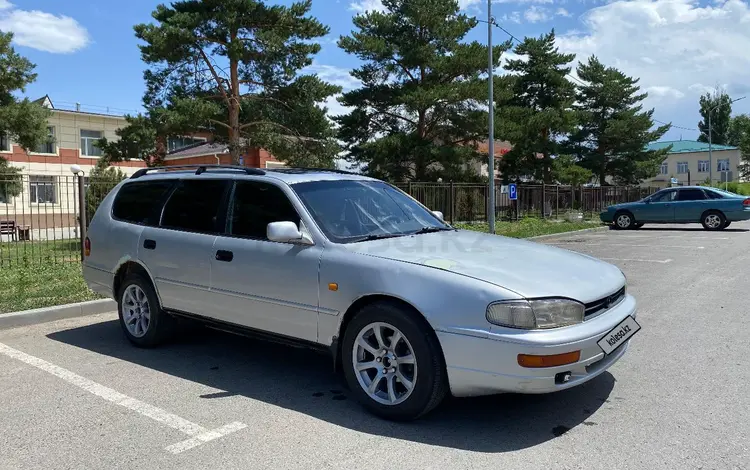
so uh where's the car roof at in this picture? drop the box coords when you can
[128,166,377,185]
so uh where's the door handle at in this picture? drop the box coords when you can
[143,239,156,250]
[215,250,234,262]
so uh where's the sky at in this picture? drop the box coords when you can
[4,0,750,142]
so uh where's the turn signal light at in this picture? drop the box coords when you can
[518,351,581,368]
[84,237,91,257]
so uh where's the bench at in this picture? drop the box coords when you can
[0,220,17,241]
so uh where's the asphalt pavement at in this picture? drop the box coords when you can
[1,222,749,469]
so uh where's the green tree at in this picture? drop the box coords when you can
[103,0,340,166]
[728,114,750,179]
[567,56,670,185]
[0,31,52,198]
[498,30,575,183]
[85,159,126,223]
[697,87,732,145]
[336,0,510,182]
[97,114,163,167]
[552,154,593,186]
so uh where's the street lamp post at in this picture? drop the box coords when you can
[708,96,745,184]
[487,0,495,234]
[70,165,86,262]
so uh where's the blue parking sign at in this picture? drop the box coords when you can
[509,183,517,201]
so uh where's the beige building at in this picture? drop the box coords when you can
[641,140,743,188]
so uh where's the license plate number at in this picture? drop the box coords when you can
[598,316,641,355]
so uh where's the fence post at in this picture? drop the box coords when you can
[541,183,546,218]
[407,181,412,196]
[555,185,559,218]
[449,180,455,224]
[77,174,86,262]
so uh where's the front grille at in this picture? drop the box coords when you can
[584,286,626,320]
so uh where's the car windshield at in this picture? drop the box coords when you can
[292,179,451,243]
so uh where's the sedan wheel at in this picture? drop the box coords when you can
[702,212,726,231]
[615,212,633,230]
[352,322,417,406]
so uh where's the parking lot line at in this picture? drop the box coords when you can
[599,257,673,264]
[0,341,247,454]
[554,243,704,249]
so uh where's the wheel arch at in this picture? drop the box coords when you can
[113,260,162,308]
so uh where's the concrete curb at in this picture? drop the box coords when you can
[529,225,610,241]
[0,299,116,330]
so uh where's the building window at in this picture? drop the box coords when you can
[167,136,205,152]
[698,160,709,172]
[676,162,688,174]
[29,175,57,204]
[660,162,668,175]
[34,127,56,154]
[717,159,730,172]
[0,133,10,152]
[80,130,103,156]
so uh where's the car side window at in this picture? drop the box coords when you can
[650,190,676,203]
[676,189,706,201]
[704,190,724,199]
[229,181,301,240]
[160,179,229,234]
[112,180,176,226]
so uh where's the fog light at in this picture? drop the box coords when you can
[555,372,572,384]
[517,351,581,368]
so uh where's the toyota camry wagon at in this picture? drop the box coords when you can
[83,165,639,420]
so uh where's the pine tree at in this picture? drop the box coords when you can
[101,0,340,166]
[336,0,510,181]
[498,30,576,183]
[568,56,670,185]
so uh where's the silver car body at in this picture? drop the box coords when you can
[84,170,636,398]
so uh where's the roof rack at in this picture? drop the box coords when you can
[265,167,356,175]
[130,165,266,179]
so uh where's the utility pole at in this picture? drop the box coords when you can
[487,0,496,234]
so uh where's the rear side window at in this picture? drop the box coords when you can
[112,180,175,226]
[677,189,706,201]
[704,190,725,199]
[161,179,229,234]
[229,181,300,239]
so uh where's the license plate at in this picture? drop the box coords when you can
[598,316,641,355]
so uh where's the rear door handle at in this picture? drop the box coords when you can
[215,250,234,262]
[143,239,156,250]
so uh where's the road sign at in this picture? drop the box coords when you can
[500,185,508,194]
[509,183,517,201]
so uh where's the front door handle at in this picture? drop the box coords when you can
[215,250,234,262]
[143,239,156,250]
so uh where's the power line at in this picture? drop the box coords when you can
[653,119,698,132]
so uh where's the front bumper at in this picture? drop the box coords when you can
[437,294,637,397]
[600,211,613,223]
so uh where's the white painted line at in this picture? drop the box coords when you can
[588,234,728,240]
[553,243,704,249]
[0,342,246,453]
[165,422,248,454]
[600,257,673,264]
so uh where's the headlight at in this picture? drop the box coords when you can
[486,298,585,330]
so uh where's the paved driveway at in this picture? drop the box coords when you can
[1,223,749,469]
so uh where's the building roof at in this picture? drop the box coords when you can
[647,140,737,154]
[166,141,229,159]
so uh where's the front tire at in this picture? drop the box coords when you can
[341,302,447,421]
[701,211,726,231]
[724,221,732,228]
[614,211,635,230]
[117,274,175,347]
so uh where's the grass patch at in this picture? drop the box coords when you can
[455,217,602,238]
[0,240,101,313]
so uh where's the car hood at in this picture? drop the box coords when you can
[606,201,642,211]
[348,230,624,303]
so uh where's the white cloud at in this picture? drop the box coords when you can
[524,5,552,22]
[501,11,522,23]
[349,0,385,13]
[0,8,89,53]
[305,62,361,91]
[556,7,572,17]
[556,0,750,136]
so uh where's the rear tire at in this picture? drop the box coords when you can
[117,274,175,347]
[724,221,732,228]
[701,211,726,231]
[341,302,447,421]
[634,223,644,229]
[613,211,635,230]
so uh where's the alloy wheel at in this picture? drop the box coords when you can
[705,214,722,229]
[616,214,631,228]
[352,322,417,406]
[122,284,151,338]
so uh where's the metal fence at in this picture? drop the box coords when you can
[397,182,661,224]
[1,175,659,267]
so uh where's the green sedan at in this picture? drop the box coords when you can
[600,186,750,230]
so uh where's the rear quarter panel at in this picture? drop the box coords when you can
[718,197,750,221]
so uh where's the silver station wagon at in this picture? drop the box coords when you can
[83,165,639,421]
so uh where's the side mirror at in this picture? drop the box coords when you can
[267,221,313,245]
[432,210,444,221]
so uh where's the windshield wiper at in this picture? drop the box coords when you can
[411,226,455,235]
[348,233,405,243]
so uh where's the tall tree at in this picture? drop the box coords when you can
[0,31,52,199]
[498,30,576,183]
[103,0,340,166]
[697,87,732,145]
[729,114,750,179]
[567,56,670,185]
[552,154,592,186]
[336,0,510,182]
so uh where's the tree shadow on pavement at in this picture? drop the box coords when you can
[48,320,616,453]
